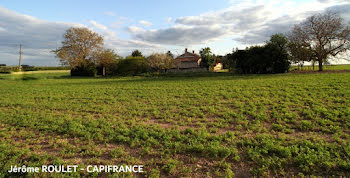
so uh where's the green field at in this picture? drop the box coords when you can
[0,71,349,177]
[290,64,350,71]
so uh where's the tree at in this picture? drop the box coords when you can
[266,34,291,73]
[53,27,104,68]
[131,50,143,57]
[116,56,148,75]
[166,51,174,58]
[268,34,289,52]
[227,35,290,74]
[289,12,350,71]
[95,49,122,76]
[199,47,216,69]
[147,53,178,72]
[287,42,314,70]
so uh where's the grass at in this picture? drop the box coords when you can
[290,64,350,71]
[0,70,349,177]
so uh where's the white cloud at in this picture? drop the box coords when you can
[0,6,84,65]
[0,7,161,65]
[126,26,146,33]
[166,17,173,24]
[139,20,153,27]
[127,0,350,47]
[1,1,350,65]
[89,20,108,31]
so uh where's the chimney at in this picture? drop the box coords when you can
[185,48,188,53]
[192,50,195,54]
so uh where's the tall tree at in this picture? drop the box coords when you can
[95,49,122,76]
[166,51,174,58]
[199,47,215,69]
[227,35,290,74]
[289,12,350,71]
[53,27,104,68]
[268,34,289,52]
[131,50,143,57]
[287,42,314,70]
[147,53,178,72]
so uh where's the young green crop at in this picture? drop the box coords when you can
[0,71,349,177]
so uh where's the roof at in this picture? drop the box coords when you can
[176,51,201,62]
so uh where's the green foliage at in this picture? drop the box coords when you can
[0,67,16,73]
[0,66,69,73]
[96,49,122,76]
[116,56,148,75]
[131,50,143,57]
[70,61,97,76]
[166,51,174,58]
[199,47,216,69]
[228,34,290,74]
[146,53,177,72]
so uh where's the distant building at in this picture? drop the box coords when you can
[213,63,223,71]
[170,48,207,72]
[213,57,223,71]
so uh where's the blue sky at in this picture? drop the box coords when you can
[0,0,349,66]
[0,0,229,22]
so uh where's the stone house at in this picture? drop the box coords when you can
[170,49,207,72]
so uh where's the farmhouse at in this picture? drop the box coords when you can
[170,49,206,72]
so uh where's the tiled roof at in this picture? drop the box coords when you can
[176,52,201,62]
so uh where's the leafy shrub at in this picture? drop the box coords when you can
[115,56,148,75]
[0,67,12,73]
[227,34,290,74]
[33,66,70,70]
[0,67,19,73]
[70,61,97,76]
[0,66,69,73]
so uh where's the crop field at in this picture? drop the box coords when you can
[0,71,349,177]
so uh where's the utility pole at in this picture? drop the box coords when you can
[18,44,22,71]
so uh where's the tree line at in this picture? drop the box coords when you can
[224,11,350,74]
[53,11,349,76]
[52,27,179,76]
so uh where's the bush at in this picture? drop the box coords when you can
[96,63,118,76]
[95,49,122,76]
[33,66,70,70]
[70,62,97,76]
[227,34,290,74]
[228,45,290,74]
[115,56,148,75]
[0,66,70,73]
[0,67,14,73]
[146,53,177,72]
